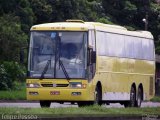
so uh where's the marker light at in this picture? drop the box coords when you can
[27,83,40,88]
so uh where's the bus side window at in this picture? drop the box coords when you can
[89,30,96,51]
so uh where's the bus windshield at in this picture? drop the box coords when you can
[28,31,87,79]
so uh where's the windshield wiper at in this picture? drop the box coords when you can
[40,59,51,79]
[54,51,70,80]
[53,34,70,80]
[59,60,70,80]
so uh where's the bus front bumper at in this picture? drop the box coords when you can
[27,88,93,101]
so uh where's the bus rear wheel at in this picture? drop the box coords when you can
[40,101,51,108]
[124,86,136,107]
[136,88,142,107]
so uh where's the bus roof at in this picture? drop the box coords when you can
[31,20,153,39]
[30,22,93,31]
[87,22,153,39]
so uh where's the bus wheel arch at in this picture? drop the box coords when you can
[94,81,102,105]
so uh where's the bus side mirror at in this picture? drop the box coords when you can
[20,48,24,64]
[91,51,96,64]
[20,47,27,64]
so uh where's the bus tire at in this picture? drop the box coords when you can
[124,86,136,107]
[77,102,92,107]
[94,84,102,105]
[136,88,142,107]
[40,101,51,108]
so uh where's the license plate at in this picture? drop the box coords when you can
[50,91,60,95]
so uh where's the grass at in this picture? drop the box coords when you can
[0,87,26,100]
[0,82,26,100]
[0,106,159,117]
[151,96,160,102]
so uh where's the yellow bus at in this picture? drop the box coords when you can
[27,20,155,107]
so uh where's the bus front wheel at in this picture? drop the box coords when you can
[77,102,92,107]
[40,101,51,108]
[94,85,102,105]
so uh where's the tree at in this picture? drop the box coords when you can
[0,15,27,62]
[0,0,34,33]
[29,0,52,23]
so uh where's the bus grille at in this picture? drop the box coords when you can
[41,84,69,87]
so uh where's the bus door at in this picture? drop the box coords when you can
[88,30,96,83]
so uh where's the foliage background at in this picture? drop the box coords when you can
[0,0,160,90]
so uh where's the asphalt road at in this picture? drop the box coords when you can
[0,102,160,108]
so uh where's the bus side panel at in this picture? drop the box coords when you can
[96,56,155,101]
[97,56,130,101]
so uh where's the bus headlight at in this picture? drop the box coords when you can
[27,83,40,88]
[70,82,82,88]
[70,82,86,88]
